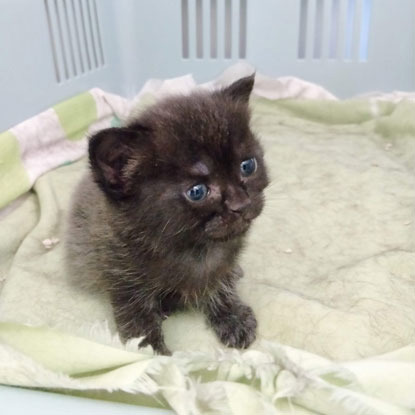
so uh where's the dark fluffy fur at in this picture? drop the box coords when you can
[65,75,269,354]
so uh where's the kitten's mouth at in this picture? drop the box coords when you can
[204,215,251,240]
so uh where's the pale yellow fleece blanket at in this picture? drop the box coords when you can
[0,93,414,415]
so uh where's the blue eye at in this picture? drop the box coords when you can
[186,183,209,202]
[240,158,257,177]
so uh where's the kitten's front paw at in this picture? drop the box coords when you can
[211,304,257,349]
[230,264,244,280]
[139,335,171,356]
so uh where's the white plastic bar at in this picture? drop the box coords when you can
[77,0,92,70]
[181,0,189,58]
[352,0,362,61]
[44,0,61,82]
[328,0,339,59]
[306,0,316,59]
[224,0,232,59]
[239,0,247,58]
[91,0,105,65]
[313,0,324,59]
[195,0,203,58]
[210,0,217,58]
[298,0,308,59]
[85,0,99,68]
[359,0,371,61]
[337,0,347,60]
[231,0,240,59]
[62,0,78,76]
[187,0,196,59]
[216,0,224,58]
[70,0,86,72]
[344,0,355,60]
[202,0,210,59]
[321,0,331,59]
[52,0,70,80]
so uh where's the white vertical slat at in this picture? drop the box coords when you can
[313,0,324,59]
[231,0,240,60]
[352,0,362,61]
[53,0,70,79]
[181,0,189,59]
[344,0,355,60]
[337,0,347,60]
[62,0,78,76]
[202,0,210,59]
[298,0,308,59]
[88,0,104,67]
[83,0,96,68]
[307,0,316,59]
[85,0,98,68]
[66,0,82,74]
[69,0,85,72]
[210,0,217,58]
[44,0,61,82]
[321,0,331,59]
[216,0,225,58]
[76,0,92,70]
[239,0,247,59]
[195,0,203,58]
[224,0,232,59]
[328,0,339,59]
[90,0,104,66]
[358,0,371,61]
[188,0,196,59]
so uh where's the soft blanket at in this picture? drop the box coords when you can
[0,68,414,414]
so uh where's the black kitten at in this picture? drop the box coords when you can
[65,75,269,354]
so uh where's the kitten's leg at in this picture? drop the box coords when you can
[110,291,170,355]
[229,264,244,280]
[160,292,184,318]
[203,277,257,349]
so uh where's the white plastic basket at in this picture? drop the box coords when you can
[1,1,414,413]
[1,0,415,132]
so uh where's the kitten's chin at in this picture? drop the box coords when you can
[204,216,251,241]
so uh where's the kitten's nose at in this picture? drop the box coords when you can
[225,187,251,213]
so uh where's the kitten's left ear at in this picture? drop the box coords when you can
[222,74,255,103]
[88,126,152,200]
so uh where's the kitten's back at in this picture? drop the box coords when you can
[64,173,112,292]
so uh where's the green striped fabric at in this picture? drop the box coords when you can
[0,89,130,210]
[54,92,97,141]
[0,130,31,208]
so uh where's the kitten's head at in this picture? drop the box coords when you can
[89,75,268,243]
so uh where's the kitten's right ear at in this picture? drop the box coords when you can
[222,74,255,103]
[89,126,151,200]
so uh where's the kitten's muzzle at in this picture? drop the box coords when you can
[225,196,251,214]
[204,212,252,240]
